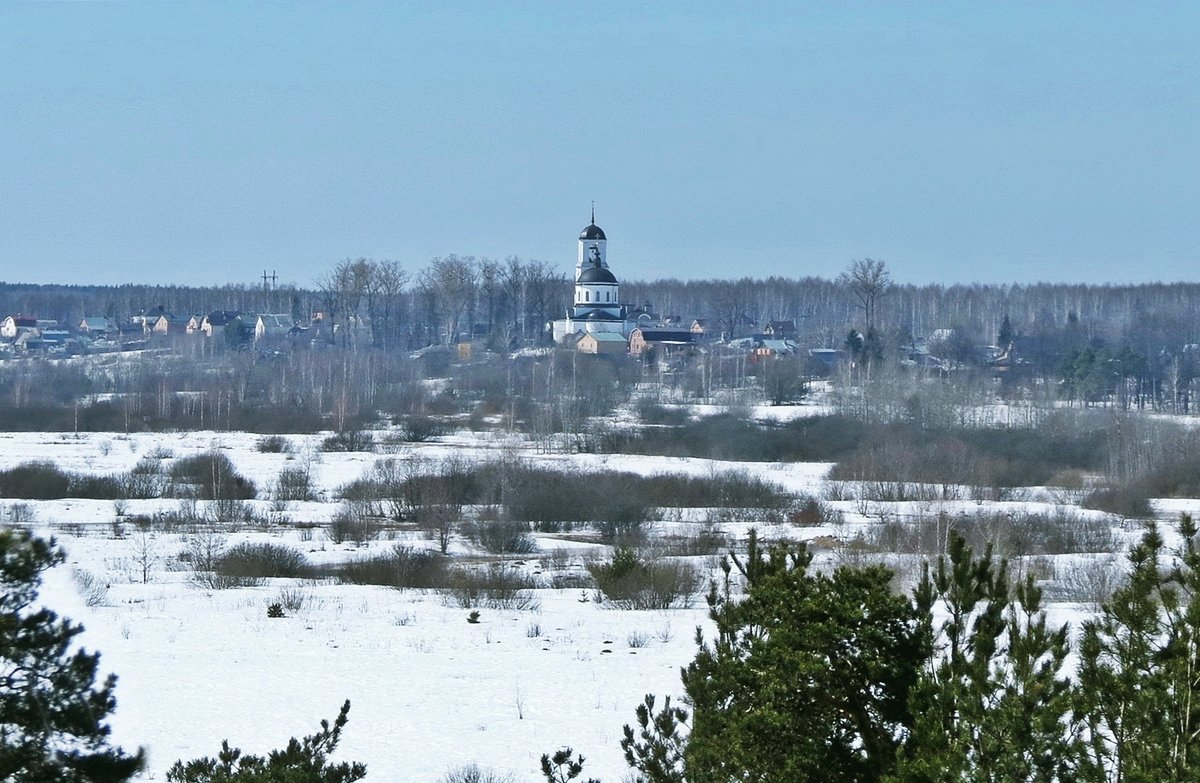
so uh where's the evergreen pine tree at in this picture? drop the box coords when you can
[892,532,1081,783]
[670,531,926,783]
[1076,515,1200,782]
[0,529,145,782]
[165,699,366,783]
[997,315,1014,348]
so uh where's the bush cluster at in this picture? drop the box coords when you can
[829,422,1108,489]
[865,509,1118,558]
[168,452,257,500]
[321,430,375,453]
[606,414,867,462]
[338,545,448,589]
[0,462,154,501]
[464,518,538,554]
[447,564,540,610]
[587,547,701,610]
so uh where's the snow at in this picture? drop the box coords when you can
[16,430,725,781]
[6,426,1141,781]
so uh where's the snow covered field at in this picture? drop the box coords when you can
[4,422,1171,781]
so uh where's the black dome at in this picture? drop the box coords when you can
[578,265,617,284]
[579,223,607,241]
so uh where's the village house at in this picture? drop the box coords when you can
[152,313,189,335]
[750,338,797,362]
[201,311,241,338]
[1,316,38,339]
[762,319,798,340]
[79,316,115,337]
[628,327,699,358]
[576,332,628,355]
[254,313,293,341]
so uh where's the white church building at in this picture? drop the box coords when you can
[550,212,642,344]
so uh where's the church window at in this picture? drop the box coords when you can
[585,291,590,302]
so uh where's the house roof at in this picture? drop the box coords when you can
[633,328,697,343]
[583,332,628,343]
[204,310,240,326]
[80,316,114,330]
[257,313,293,328]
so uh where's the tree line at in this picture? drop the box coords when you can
[6,260,1200,354]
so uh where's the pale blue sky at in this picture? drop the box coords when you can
[2,3,1197,287]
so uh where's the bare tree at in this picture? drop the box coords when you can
[501,257,529,345]
[129,529,160,584]
[417,256,478,344]
[838,258,891,330]
[364,260,408,349]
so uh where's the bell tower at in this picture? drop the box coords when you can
[577,203,607,274]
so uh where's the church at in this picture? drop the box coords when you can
[549,211,642,344]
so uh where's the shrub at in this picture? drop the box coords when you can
[0,462,71,499]
[635,400,690,426]
[828,422,1108,489]
[322,430,374,453]
[614,414,866,462]
[440,764,514,783]
[1051,556,1125,607]
[339,545,447,589]
[595,513,648,546]
[276,587,313,613]
[71,567,110,607]
[328,503,384,544]
[658,523,730,557]
[395,414,446,443]
[503,465,791,527]
[864,509,1119,558]
[169,452,257,500]
[465,519,538,555]
[256,435,292,453]
[588,548,700,610]
[274,466,316,502]
[120,468,165,499]
[69,473,127,500]
[790,497,839,526]
[1082,484,1154,519]
[1007,509,1120,555]
[446,564,540,610]
[216,542,309,579]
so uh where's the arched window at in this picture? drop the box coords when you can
[585,291,590,302]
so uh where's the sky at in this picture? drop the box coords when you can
[2,2,1198,288]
